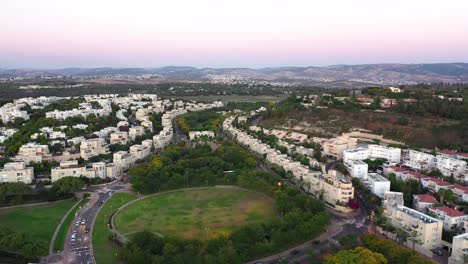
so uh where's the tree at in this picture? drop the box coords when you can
[51,177,84,195]
[323,247,387,264]
[437,188,446,204]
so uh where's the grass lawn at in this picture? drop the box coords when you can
[53,198,90,253]
[93,192,137,264]
[114,188,276,241]
[0,199,78,256]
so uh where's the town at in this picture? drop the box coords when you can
[0,86,467,264]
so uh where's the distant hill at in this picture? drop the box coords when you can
[2,63,468,87]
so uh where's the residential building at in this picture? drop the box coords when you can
[382,191,443,257]
[403,149,436,171]
[368,144,401,163]
[189,131,215,140]
[413,194,438,212]
[80,138,109,160]
[344,145,401,163]
[0,162,34,184]
[343,148,370,163]
[15,143,50,164]
[323,135,358,159]
[436,154,467,182]
[51,160,116,182]
[113,151,135,172]
[420,177,454,193]
[428,206,468,231]
[448,233,468,264]
[110,132,129,145]
[345,159,368,179]
[129,126,146,140]
[364,173,390,198]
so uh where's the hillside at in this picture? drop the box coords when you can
[2,63,468,87]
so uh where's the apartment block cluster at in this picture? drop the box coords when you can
[383,191,468,263]
[0,94,223,184]
[403,149,468,183]
[224,115,354,211]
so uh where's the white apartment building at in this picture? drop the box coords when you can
[113,151,135,172]
[129,144,151,161]
[45,107,111,121]
[189,131,215,140]
[51,160,116,182]
[383,191,443,257]
[364,173,390,198]
[343,145,401,163]
[343,148,370,163]
[448,233,468,264]
[129,126,146,140]
[403,149,436,171]
[110,132,129,145]
[80,138,109,160]
[0,162,34,184]
[322,135,358,159]
[368,145,401,163]
[0,103,30,124]
[436,155,467,182]
[15,143,50,164]
[345,159,368,179]
[428,206,468,231]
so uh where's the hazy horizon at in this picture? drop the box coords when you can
[1,0,468,68]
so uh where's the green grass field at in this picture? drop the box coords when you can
[93,192,137,264]
[114,188,276,241]
[0,199,78,256]
[53,198,89,252]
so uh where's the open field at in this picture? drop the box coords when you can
[53,198,89,252]
[0,199,77,255]
[260,107,466,149]
[93,192,137,264]
[114,188,276,241]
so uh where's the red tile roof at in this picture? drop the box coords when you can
[431,206,466,218]
[405,171,430,180]
[440,149,468,158]
[440,149,458,156]
[427,178,452,186]
[415,194,438,204]
[452,185,468,194]
[388,166,408,173]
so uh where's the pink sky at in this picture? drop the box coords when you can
[1,0,468,68]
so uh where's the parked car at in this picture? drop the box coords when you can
[312,240,320,245]
[85,228,89,233]
[432,249,443,256]
[289,249,299,255]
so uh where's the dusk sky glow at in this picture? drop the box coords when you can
[1,0,468,68]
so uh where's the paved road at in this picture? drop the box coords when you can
[61,180,129,264]
[247,206,371,264]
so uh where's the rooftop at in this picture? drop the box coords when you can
[431,206,466,218]
[388,165,409,172]
[414,194,438,204]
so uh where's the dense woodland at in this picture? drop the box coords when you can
[176,111,223,134]
[124,141,329,263]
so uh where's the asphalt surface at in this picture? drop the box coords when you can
[62,180,128,264]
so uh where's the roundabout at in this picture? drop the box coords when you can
[112,187,276,241]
